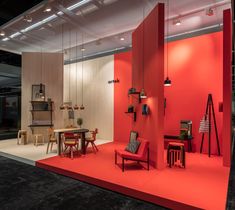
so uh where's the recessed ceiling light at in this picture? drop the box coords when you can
[120,37,125,41]
[0,31,5,36]
[23,15,33,23]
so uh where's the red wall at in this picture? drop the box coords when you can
[164,31,223,154]
[114,52,132,142]
[132,3,165,169]
[223,9,232,167]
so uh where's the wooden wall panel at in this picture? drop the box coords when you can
[22,52,63,142]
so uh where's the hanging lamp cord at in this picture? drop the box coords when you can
[167,0,169,78]
[142,4,145,89]
[82,33,84,106]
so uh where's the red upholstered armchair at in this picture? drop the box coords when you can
[115,138,149,172]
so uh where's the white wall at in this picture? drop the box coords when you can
[63,55,114,140]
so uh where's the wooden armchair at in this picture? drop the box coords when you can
[46,128,57,154]
[85,128,98,153]
[115,138,149,172]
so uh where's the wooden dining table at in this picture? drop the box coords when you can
[54,128,89,155]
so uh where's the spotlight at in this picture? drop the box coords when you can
[44,6,52,12]
[23,15,32,23]
[206,8,214,16]
[120,37,125,41]
[173,18,181,26]
[0,31,5,36]
[164,77,172,86]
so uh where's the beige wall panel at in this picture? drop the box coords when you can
[63,55,114,140]
[22,52,63,142]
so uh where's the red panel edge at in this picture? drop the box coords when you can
[223,9,232,167]
[36,161,203,210]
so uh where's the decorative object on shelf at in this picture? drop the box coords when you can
[127,104,134,113]
[128,87,136,94]
[200,94,220,157]
[142,104,149,115]
[32,84,45,101]
[74,31,79,110]
[77,117,83,128]
[164,0,172,87]
[140,5,147,99]
[108,78,120,84]
[80,33,85,110]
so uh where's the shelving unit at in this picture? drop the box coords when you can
[29,101,53,133]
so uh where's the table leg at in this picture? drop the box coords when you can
[58,132,61,156]
[81,133,86,155]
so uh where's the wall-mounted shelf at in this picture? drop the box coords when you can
[125,111,136,121]
[29,124,54,127]
[128,92,141,103]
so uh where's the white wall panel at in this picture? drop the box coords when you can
[63,55,114,140]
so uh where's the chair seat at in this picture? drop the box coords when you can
[64,140,77,145]
[115,149,145,161]
[49,138,57,142]
[85,138,95,142]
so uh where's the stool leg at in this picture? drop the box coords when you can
[36,136,38,146]
[17,132,20,145]
[46,142,50,154]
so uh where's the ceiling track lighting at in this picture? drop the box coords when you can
[165,0,172,87]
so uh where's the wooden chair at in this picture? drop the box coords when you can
[17,130,27,145]
[63,132,79,159]
[85,128,98,153]
[115,138,149,172]
[46,128,57,154]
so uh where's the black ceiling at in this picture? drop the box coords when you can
[0,0,44,26]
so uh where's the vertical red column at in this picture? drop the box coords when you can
[132,3,165,169]
[223,9,232,167]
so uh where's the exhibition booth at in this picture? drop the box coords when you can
[0,2,233,210]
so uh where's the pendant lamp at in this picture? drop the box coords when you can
[164,0,172,87]
[80,33,85,110]
[67,28,73,110]
[60,24,67,110]
[140,5,147,99]
[74,31,79,110]
[39,48,45,99]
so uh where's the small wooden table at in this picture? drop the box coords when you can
[54,128,89,155]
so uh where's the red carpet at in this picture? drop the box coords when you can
[36,142,229,210]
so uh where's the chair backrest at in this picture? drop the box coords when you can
[129,131,138,142]
[136,138,149,157]
[48,128,55,139]
[64,132,75,139]
[91,128,98,140]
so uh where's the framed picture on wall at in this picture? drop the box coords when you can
[32,84,45,101]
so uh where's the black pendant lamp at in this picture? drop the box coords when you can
[164,0,172,87]
[140,5,147,99]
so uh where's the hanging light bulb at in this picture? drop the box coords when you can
[164,77,172,86]
[140,88,147,99]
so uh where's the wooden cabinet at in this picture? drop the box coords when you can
[29,101,53,131]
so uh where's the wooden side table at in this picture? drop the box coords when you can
[167,142,185,168]
[17,130,27,145]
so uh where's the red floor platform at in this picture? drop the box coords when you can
[36,142,229,210]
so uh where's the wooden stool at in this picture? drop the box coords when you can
[17,130,27,145]
[167,142,185,168]
[33,134,44,146]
